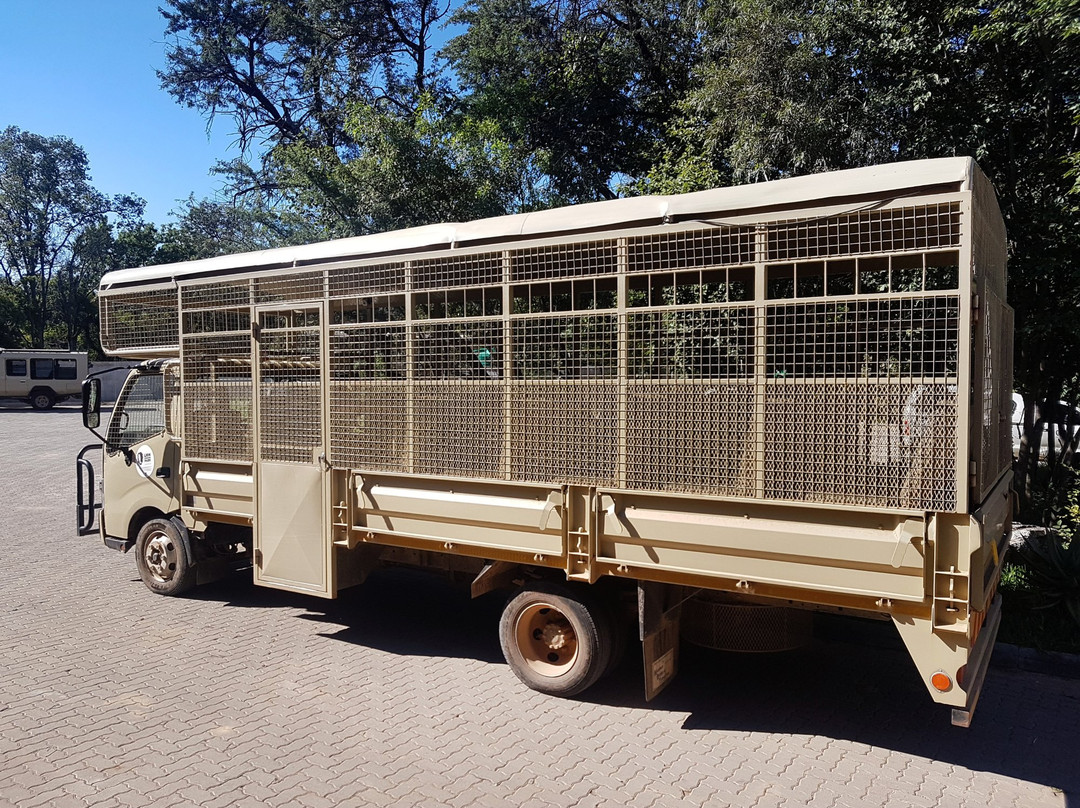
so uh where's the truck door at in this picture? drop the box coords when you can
[253,304,332,597]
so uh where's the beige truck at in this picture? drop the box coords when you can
[77,157,1013,725]
[1,349,87,409]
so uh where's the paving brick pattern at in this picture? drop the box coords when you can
[1,404,1077,807]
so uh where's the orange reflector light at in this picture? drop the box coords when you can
[931,671,952,692]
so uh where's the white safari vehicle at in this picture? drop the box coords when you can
[1,349,87,409]
[77,158,1013,726]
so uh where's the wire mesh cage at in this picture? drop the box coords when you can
[103,185,1010,514]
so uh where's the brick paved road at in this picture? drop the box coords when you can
[1,404,1077,808]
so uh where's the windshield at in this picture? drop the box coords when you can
[107,373,165,449]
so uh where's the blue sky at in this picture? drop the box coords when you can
[0,1,238,224]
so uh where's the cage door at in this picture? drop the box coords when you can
[253,304,332,597]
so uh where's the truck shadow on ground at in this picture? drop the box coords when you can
[192,567,1080,803]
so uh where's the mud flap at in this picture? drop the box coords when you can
[639,581,683,701]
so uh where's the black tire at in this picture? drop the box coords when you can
[499,581,614,697]
[29,389,55,410]
[134,518,196,596]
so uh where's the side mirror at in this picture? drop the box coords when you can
[82,378,101,430]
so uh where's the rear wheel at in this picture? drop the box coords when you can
[135,518,196,596]
[29,389,55,410]
[499,581,614,697]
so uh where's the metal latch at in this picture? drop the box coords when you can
[890,518,925,568]
[600,494,627,536]
[539,491,563,531]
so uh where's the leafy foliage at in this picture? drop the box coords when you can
[274,98,528,234]
[159,0,454,227]
[0,126,143,349]
[1015,533,1080,629]
[445,0,701,204]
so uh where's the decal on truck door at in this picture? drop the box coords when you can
[134,445,155,478]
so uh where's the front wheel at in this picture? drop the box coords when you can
[29,390,55,410]
[499,581,615,697]
[134,518,196,596]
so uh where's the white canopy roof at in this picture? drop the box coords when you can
[100,157,977,291]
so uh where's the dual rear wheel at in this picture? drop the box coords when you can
[499,581,625,697]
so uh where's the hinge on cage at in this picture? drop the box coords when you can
[251,321,261,338]
[972,294,980,323]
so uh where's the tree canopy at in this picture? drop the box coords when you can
[0,127,143,349]
[1,0,1078,400]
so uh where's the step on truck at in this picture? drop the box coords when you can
[76,157,1013,726]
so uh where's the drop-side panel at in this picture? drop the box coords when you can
[353,476,564,558]
[257,460,327,593]
[182,462,253,520]
[597,491,927,602]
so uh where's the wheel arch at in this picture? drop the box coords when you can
[27,386,56,408]
[127,506,171,544]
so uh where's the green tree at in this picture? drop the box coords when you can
[0,279,21,347]
[444,0,701,204]
[274,98,527,233]
[640,0,984,189]
[159,0,454,224]
[154,195,317,262]
[0,126,142,348]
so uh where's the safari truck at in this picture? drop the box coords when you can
[77,157,1014,726]
[1,349,87,409]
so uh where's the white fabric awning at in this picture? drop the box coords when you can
[100,157,976,291]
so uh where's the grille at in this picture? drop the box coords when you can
[327,321,408,472]
[512,314,618,380]
[181,281,251,310]
[628,226,755,271]
[179,280,254,461]
[257,312,322,464]
[980,291,1014,496]
[148,201,985,512]
[512,241,619,281]
[100,288,179,352]
[255,271,324,304]
[164,363,181,437]
[510,382,619,485]
[414,252,503,290]
[107,373,165,447]
[681,594,814,652]
[628,306,754,379]
[764,381,958,510]
[767,202,961,261]
[627,382,755,495]
[328,262,405,297]
[765,296,960,379]
[181,332,253,461]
